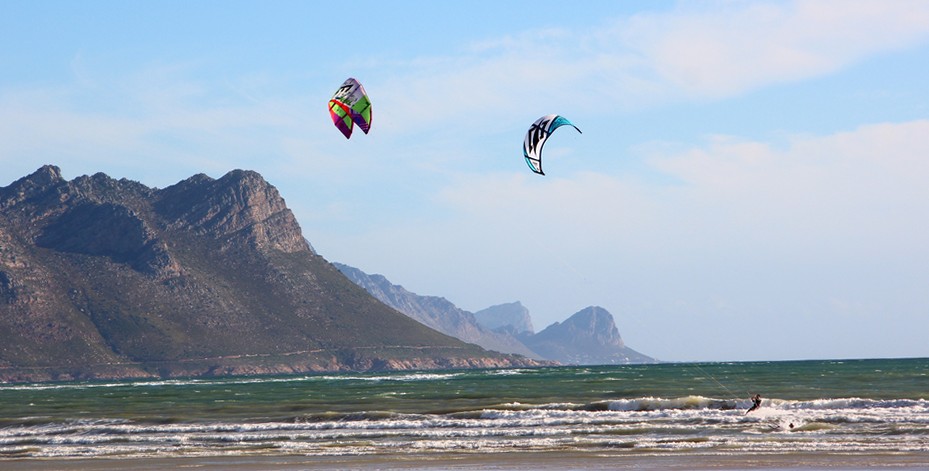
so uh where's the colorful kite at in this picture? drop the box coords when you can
[328,78,372,139]
[522,114,581,175]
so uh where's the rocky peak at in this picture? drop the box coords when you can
[523,306,654,365]
[26,164,63,186]
[68,172,153,205]
[2,166,312,280]
[0,164,65,209]
[156,169,309,254]
[558,306,625,348]
[474,302,535,335]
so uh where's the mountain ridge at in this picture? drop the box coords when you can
[334,263,542,359]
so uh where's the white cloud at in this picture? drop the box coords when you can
[646,120,929,257]
[620,0,929,99]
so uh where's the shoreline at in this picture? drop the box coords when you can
[5,451,929,471]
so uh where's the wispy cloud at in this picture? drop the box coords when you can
[646,120,929,255]
[436,119,929,260]
[620,0,929,99]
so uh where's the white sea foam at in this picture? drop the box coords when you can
[313,372,463,382]
[4,403,929,460]
[491,369,530,376]
[605,395,740,412]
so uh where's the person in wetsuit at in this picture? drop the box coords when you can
[746,394,762,414]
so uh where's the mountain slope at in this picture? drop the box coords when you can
[0,166,538,382]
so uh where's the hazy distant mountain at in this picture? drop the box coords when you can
[0,165,541,383]
[523,306,656,365]
[335,265,657,365]
[474,302,535,335]
[334,264,542,359]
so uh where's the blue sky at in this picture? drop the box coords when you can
[3,1,929,362]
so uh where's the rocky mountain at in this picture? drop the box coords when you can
[333,264,541,359]
[0,165,540,383]
[474,302,535,335]
[522,306,656,365]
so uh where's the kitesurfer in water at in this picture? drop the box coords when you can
[746,394,762,414]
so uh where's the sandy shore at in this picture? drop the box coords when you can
[5,452,929,471]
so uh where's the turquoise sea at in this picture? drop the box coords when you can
[1,358,927,463]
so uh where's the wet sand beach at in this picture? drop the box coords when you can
[5,452,929,471]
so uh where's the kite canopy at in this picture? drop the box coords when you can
[328,78,372,139]
[522,114,581,175]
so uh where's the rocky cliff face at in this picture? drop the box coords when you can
[0,166,540,383]
[523,306,656,365]
[155,170,308,254]
[334,264,541,359]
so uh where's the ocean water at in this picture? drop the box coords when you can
[1,358,927,461]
